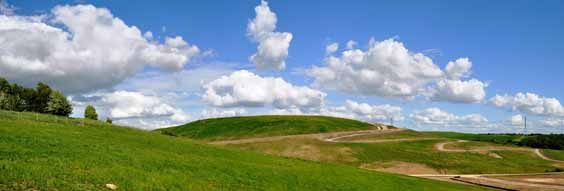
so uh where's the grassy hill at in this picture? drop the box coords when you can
[231,130,562,174]
[157,115,381,141]
[0,110,489,191]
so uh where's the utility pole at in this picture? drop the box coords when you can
[390,117,394,127]
[522,115,527,134]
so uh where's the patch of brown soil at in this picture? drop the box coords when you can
[493,174,564,187]
[361,161,442,175]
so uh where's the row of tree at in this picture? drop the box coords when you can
[0,78,72,116]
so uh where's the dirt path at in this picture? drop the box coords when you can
[208,127,405,145]
[535,149,564,163]
[207,128,564,190]
[435,140,564,163]
[412,173,564,191]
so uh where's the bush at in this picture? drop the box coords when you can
[84,105,98,120]
[45,90,73,116]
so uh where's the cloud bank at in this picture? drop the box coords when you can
[0,4,199,93]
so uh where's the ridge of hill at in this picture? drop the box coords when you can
[0,110,488,190]
[156,115,386,141]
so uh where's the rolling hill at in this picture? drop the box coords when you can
[156,115,384,141]
[0,110,489,191]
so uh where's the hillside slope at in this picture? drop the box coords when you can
[0,110,489,191]
[157,115,383,141]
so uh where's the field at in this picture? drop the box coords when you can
[157,115,381,141]
[543,149,564,161]
[0,110,488,191]
[231,135,559,174]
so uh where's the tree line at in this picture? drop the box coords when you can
[0,77,72,116]
[478,133,564,150]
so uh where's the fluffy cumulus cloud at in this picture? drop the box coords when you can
[345,40,357,50]
[540,118,564,128]
[70,91,190,129]
[445,58,472,80]
[309,38,443,98]
[325,42,339,55]
[200,108,247,119]
[427,79,487,103]
[0,4,199,93]
[309,39,488,103]
[489,92,564,117]
[426,58,487,103]
[248,0,292,70]
[0,0,15,15]
[203,70,326,112]
[343,100,402,121]
[410,107,488,126]
[510,114,524,126]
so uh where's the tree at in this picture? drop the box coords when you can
[45,90,72,116]
[33,83,52,113]
[84,105,98,120]
[105,118,113,124]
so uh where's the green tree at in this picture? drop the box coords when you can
[84,105,98,120]
[33,83,52,113]
[105,118,113,124]
[45,90,73,116]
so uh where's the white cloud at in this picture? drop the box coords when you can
[309,39,488,103]
[0,4,199,93]
[200,108,247,119]
[410,107,488,126]
[343,100,402,121]
[202,70,326,112]
[308,38,443,98]
[489,92,564,117]
[0,0,15,15]
[70,91,190,130]
[248,0,292,70]
[101,91,189,121]
[427,79,487,103]
[325,42,338,55]
[540,118,564,128]
[510,114,524,126]
[445,58,472,80]
[425,58,487,103]
[345,40,357,50]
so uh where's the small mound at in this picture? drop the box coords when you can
[156,115,381,141]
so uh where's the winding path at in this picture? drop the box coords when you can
[435,140,564,163]
[207,128,564,190]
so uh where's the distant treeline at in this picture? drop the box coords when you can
[478,133,564,150]
[0,78,72,116]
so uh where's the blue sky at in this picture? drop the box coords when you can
[2,0,564,132]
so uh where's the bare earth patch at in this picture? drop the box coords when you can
[361,161,442,175]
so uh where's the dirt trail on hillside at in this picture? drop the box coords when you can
[435,140,564,163]
[207,127,564,190]
[411,173,564,191]
[208,127,404,145]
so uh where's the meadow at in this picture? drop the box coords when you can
[0,110,489,190]
[157,115,379,141]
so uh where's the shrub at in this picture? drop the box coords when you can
[84,105,98,120]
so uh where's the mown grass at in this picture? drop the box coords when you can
[232,130,560,174]
[340,129,439,141]
[543,149,564,161]
[157,115,379,141]
[424,131,523,144]
[0,110,488,191]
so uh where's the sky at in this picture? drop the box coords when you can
[1,0,564,133]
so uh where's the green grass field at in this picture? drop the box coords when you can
[232,130,560,174]
[543,149,564,161]
[157,115,379,141]
[424,131,523,144]
[0,110,489,191]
